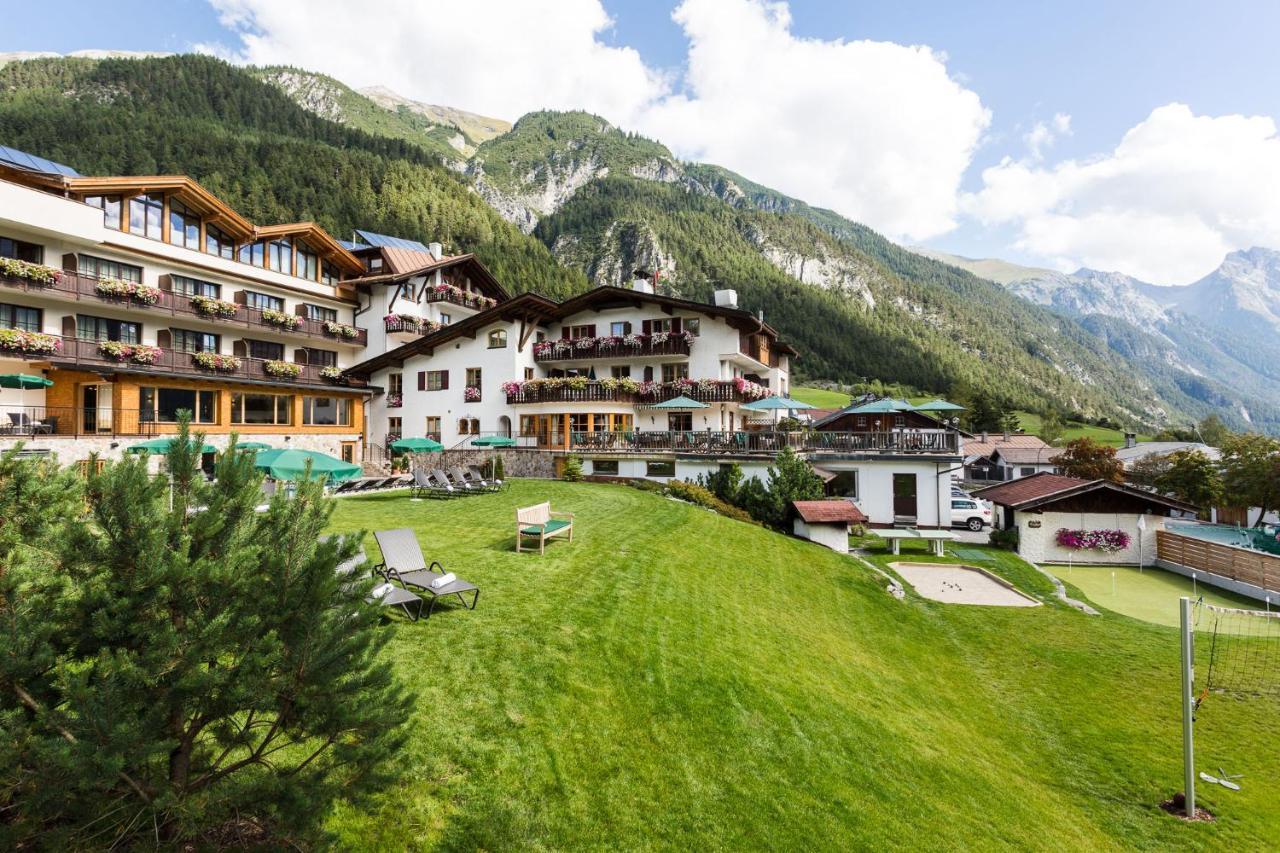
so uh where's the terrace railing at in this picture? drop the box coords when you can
[565,429,960,455]
[1156,529,1280,595]
[424,286,497,311]
[505,380,765,405]
[533,335,692,363]
[0,405,162,438]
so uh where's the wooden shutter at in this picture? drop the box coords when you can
[61,315,77,338]
[233,290,247,306]
[294,348,309,365]
[643,366,653,382]
[440,370,449,390]
[157,274,172,292]
[417,371,426,391]
[156,329,172,349]
[295,303,309,317]
[621,321,632,334]
[641,320,652,335]
[232,340,246,358]
[61,253,77,272]
[671,318,682,334]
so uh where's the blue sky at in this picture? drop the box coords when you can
[6,0,1280,283]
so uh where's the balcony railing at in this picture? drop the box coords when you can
[533,334,692,363]
[504,379,769,406]
[44,336,368,389]
[0,269,367,345]
[564,429,960,455]
[0,405,162,438]
[424,286,497,311]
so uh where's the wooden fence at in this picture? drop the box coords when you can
[1156,529,1280,595]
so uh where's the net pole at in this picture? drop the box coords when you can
[1180,596,1196,816]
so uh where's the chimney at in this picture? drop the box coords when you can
[1124,432,1137,449]
[713,289,738,309]
[428,241,443,260]
[981,431,988,442]
[1003,429,1010,441]
[631,270,654,294]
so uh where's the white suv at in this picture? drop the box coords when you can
[951,498,992,531]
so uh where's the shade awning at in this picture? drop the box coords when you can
[126,438,219,456]
[648,395,710,410]
[913,399,965,412]
[232,441,274,452]
[0,373,53,390]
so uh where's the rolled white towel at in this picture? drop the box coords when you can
[430,572,457,590]
[371,582,396,599]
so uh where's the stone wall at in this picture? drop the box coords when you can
[390,448,558,479]
[0,432,362,465]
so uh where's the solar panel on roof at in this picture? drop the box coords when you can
[0,144,80,177]
[353,228,429,253]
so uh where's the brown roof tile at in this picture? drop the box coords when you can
[793,500,867,524]
[969,472,1090,507]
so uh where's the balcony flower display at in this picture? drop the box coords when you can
[98,341,162,365]
[191,295,238,318]
[191,351,241,372]
[323,320,360,339]
[574,336,596,350]
[0,257,61,286]
[733,377,769,400]
[566,376,588,391]
[319,366,344,381]
[464,385,482,402]
[637,381,661,399]
[95,278,161,305]
[598,377,619,392]
[650,331,669,344]
[386,393,403,408]
[128,344,162,365]
[622,334,642,347]
[617,376,639,393]
[532,341,553,356]
[261,309,301,330]
[263,359,302,379]
[0,328,61,356]
[1055,528,1131,553]
[673,377,696,393]
[384,312,421,330]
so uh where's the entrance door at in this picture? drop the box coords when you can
[340,442,356,464]
[892,473,917,520]
[82,384,113,434]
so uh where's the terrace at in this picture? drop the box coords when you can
[0,266,367,345]
[565,428,960,455]
[424,283,498,311]
[504,378,767,405]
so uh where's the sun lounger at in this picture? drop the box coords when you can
[330,479,364,495]
[327,534,424,621]
[372,528,480,618]
[433,467,475,495]
[468,465,507,491]
[516,502,574,554]
[411,469,452,499]
[452,465,497,493]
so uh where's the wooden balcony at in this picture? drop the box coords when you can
[505,379,761,406]
[424,286,496,311]
[565,429,960,455]
[533,335,692,363]
[47,336,368,390]
[0,269,367,345]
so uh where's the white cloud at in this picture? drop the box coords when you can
[1024,112,1070,161]
[201,0,989,243]
[965,104,1280,284]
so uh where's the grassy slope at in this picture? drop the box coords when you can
[325,482,1278,849]
[1016,411,1153,447]
[790,386,853,409]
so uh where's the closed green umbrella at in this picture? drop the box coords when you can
[251,448,362,482]
[390,436,444,453]
[472,435,516,447]
[126,437,219,456]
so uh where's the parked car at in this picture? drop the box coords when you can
[951,497,993,531]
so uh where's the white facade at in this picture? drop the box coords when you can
[793,518,851,553]
[816,458,955,528]
[1012,510,1165,566]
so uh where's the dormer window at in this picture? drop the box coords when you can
[366,256,383,273]
[168,199,200,249]
[267,238,292,273]
[128,193,164,240]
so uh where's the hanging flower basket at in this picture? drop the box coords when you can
[263,359,302,379]
[192,295,238,318]
[1055,528,1131,553]
[386,393,404,408]
[98,341,162,364]
[0,329,61,355]
[95,278,161,305]
[261,309,301,330]
[319,366,344,382]
[191,351,241,372]
[500,380,524,396]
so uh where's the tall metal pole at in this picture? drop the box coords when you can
[1180,596,1196,817]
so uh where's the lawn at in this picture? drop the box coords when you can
[1015,411,1152,447]
[1044,564,1269,630]
[325,482,1279,849]
[790,385,853,409]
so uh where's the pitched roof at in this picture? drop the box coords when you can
[344,253,510,300]
[963,433,1049,459]
[991,446,1060,465]
[793,500,867,524]
[1114,441,1222,465]
[381,246,441,275]
[970,471,1198,513]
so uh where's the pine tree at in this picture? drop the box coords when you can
[0,420,411,847]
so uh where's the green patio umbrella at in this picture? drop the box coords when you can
[846,398,912,414]
[471,435,516,447]
[390,436,444,453]
[251,448,362,482]
[648,395,710,409]
[741,395,814,411]
[231,441,275,452]
[913,399,965,412]
[0,373,53,419]
[126,437,219,456]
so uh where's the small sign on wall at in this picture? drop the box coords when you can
[1027,520,1042,529]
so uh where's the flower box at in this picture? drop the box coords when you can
[95,278,161,305]
[191,295,239,318]
[98,341,162,365]
[0,257,61,286]
[0,328,61,356]
[323,320,359,339]
[464,385,482,402]
[1055,528,1132,553]
[261,309,301,330]
[263,360,302,379]
[386,394,403,408]
[319,366,344,381]
[191,351,241,372]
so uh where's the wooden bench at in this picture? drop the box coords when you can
[516,502,574,554]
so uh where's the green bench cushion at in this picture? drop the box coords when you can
[521,519,572,536]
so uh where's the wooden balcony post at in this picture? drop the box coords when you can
[562,413,570,451]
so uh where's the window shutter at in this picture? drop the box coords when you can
[61,315,76,338]
[62,253,77,272]
[440,370,449,390]
[641,320,652,335]
[585,324,596,337]
[157,274,172,292]
[295,303,309,317]
[156,329,172,349]
[233,290,247,306]
[417,371,426,391]
[643,366,654,382]
[622,321,632,334]
[232,340,246,358]
[672,318,682,334]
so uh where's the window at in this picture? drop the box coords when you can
[304,304,337,323]
[610,321,631,336]
[1019,467,1037,478]
[303,396,351,426]
[365,256,384,273]
[611,365,631,379]
[231,393,292,425]
[321,262,340,287]
[244,291,284,312]
[128,193,164,240]
[304,348,337,367]
[78,254,142,283]
[239,241,265,267]
[535,331,546,343]
[894,415,906,428]
[425,416,441,440]
[643,366,654,382]
[0,304,41,332]
[613,414,634,432]
[569,413,591,433]
[646,318,672,334]
[855,416,867,428]
[84,195,123,230]
[77,315,140,343]
[465,367,482,389]
[267,238,292,274]
[830,471,859,499]
[388,373,403,396]
[420,370,448,391]
[296,242,318,280]
[592,459,619,475]
[646,460,675,477]
[171,329,219,353]
[167,199,200,248]
[952,500,978,510]
[140,387,217,424]
[171,275,220,298]
[488,329,507,348]
[684,318,700,336]
[667,412,693,431]
[661,363,689,383]
[457,418,480,435]
[388,416,402,435]
[247,340,284,361]
[0,235,42,263]
[206,224,234,259]
[567,324,595,339]
[438,312,451,325]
